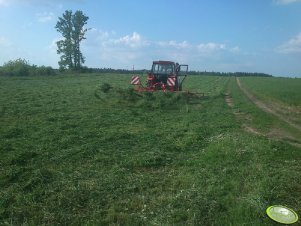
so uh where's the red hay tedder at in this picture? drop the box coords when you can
[131,60,188,92]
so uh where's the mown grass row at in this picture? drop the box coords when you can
[0,74,300,225]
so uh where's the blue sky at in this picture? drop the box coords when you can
[0,0,301,76]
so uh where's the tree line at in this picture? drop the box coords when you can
[0,61,273,77]
[85,68,273,77]
[187,71,273,77]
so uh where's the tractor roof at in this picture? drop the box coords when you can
[153,60,176,65]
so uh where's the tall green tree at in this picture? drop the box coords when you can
[55,10,89,71]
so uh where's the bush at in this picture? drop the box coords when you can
[1,58,30,76]
[35,66,56,76]
[0,59,56,76]
[100,83,113,93]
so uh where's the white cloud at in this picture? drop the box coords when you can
[277,33,301,53]
[75,29,242,70]
[113,32,148,48]
[274,0,301,4]
[197,42,226,53]
[49,37,62,52]
[158,40,190,49]
[89,28,111,38]
[230,46,240,53]
[37,12,55,23]
[83,28,115,49]
[81,30,147,68]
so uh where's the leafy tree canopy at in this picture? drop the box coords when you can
[55,10,89,71]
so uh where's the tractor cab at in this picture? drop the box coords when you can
[147,61,188,91]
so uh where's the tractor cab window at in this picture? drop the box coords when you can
[152,63,174,74]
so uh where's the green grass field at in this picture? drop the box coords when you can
[238,77,301,127]
[0,74,300,225]
[239,77,301,106]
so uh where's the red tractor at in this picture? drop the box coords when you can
[131,60,188,91]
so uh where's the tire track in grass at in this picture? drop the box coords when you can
[224,80,301,147]
[224,92,234,108]
[236,77,301,132]
[224,92,264,137]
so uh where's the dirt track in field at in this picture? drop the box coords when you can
[236,77,301,132]
[224,93,234,108]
